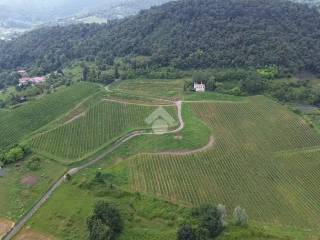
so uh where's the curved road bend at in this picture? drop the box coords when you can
[2,101,183,240]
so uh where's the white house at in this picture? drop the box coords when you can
[194,82,206,92]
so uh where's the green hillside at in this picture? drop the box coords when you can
[0,78,318,239]
[31,100,178,163]
[16,94,320,240]
[0,157,67,221]
[0,82,100,149]
[1,0,320,72]
[114,79,185,100]
[292,0,320,8]
[130,96,320,229]
[2,0,320,238]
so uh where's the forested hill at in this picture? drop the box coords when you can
[292,0,320,8]
[1,0,320,73]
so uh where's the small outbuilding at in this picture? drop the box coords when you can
[194,82,206,92]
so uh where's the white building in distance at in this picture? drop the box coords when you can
[194,82,206,92]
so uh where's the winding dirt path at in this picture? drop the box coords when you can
[170,101,184,133]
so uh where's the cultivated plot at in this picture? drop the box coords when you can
[31,100,178,162]
[113,79,185,100]
[129,96,320,229]
[0,82,100,149]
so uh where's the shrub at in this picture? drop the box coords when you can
[0,145,30,165]
[192,71,211,84]
[192,204,224,238]
[217,204,227,227]
[227,86,242,96]
[87,201,123,240]
[240,75,266,95]
[65,173,72,181]
[233,206,249,226]
[257,66,279,79]
[177,224,197,240]
[87,217,113,240]
[0,99,5,108]
[200,206,224,238]
[26,156,41,171]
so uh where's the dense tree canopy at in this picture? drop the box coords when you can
[1,0,320,73]
[87,201,123,240]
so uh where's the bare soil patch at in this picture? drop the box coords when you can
[20,175,38,187]
[16,229,55,240]
[0,218,14,238]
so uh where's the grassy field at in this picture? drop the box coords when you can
[25,162,188,240]
[0,82,99,224]
[30,100,178,163]
[114,103,212,157]
[129,96,320,230]
[0,155,66,221]
[0,82,100,149]
[113,79,185,100]
[0,86,15,101]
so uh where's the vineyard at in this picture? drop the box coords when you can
[0,82,100,149]
[129,96,320,229]
[114,79,185,100]
[31,100,178,162]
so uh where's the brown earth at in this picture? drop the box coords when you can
[15,229,55,240]
[0,218,14,238]
[20,175,38,187]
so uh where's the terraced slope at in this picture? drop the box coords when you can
[31,100,178,162]
[0,82,100,149]
[129,96,320,229]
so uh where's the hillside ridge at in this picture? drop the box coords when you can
[1,0,320,73]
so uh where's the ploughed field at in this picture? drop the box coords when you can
[129,96,320,229]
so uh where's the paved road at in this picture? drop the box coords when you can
[2,101,184,240]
